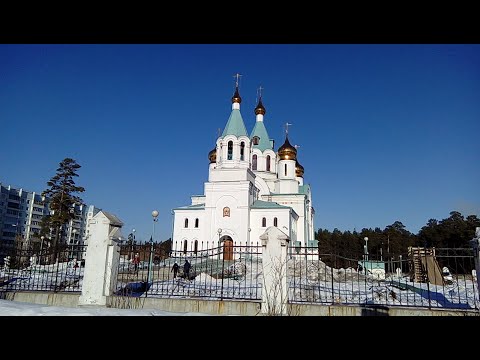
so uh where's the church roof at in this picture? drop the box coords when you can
[173,203,205,210]
[250,120,273,152]
[222,109,248,138]
[251,200,290,209]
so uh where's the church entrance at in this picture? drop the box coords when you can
[222,237,233,261]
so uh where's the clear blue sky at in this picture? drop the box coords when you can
[1,44,479,242]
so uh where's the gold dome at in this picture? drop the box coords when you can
[231,86,242,104]
[254,98,266,115]
[295,160,304,177]
[277,136,297,161]
[208,147,217,163]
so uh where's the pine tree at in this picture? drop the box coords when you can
[41,158,85,262]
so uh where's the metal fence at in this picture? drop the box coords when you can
[114,241,263,301]
[0,242,86,293]
[288,246,479,311]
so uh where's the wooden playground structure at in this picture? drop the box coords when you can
[408,247,445,286]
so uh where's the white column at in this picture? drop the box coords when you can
[470,227,480,304]
[259,227,290,315]
[78,213,121,306]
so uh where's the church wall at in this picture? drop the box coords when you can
[210,193,250,244]
[249,208,292,245]
[209,168,255,183]
[172,210,205,251]
[275,178,299,194]
[268,194,308,246]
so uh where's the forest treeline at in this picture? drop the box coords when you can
[315,211,480,258]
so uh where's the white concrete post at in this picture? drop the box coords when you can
[78,211,122,306]
[260,226,290,315]
[470,227,480,304]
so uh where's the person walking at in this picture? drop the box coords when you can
[133,253,140,274]
[183,259,191,280]
[171,261,179,278]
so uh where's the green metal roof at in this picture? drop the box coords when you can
[251,200,291,209]
[250,120,273,152]
[173,203,205,210]
[222,109,248,137]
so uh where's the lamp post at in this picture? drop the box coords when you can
[364,237,369,261]
[71,229,77,261]
[148,210,159,284]
[40,236,44,265]
[131,228,136,261]
[218,228,225,298]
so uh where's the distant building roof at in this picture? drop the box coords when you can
[102,211,123,226]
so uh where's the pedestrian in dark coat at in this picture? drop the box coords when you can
[184,259,192,280]
[171,262,179,278]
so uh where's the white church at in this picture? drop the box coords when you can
[171,76,316,256]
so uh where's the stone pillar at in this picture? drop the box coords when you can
[78,211,123,306]
[470,227,480,304]
[259,226,290,315]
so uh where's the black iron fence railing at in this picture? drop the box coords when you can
[3,237,477,313]
[0,242,86,293]
[288,246,479,311]
[114,241,263,301]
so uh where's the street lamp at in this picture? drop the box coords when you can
[217,228,222,244]
[40,236,45,265]
[152,211,159,241]
[148,210,159,284]
[364,237,369,262]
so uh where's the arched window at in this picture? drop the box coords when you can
[183,240,188,254]
[227,141,233,160]
[252,154,257,170]
[252,136,260,145]
[194,240,198,254]
[195,218,199,228]
[274,217,278,227]
[266,155,271,172]
[184,218,189,228]
[262,217,266,227]
[285,163,287,176]
[240,142,245,161]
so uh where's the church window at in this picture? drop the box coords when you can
[285,164,287,176]
[262,217,266,227]
[240,142,245,161]
[195,218,199,228]
[266,155,271,172]
[252,136,260,145]
[223,207,230,217]
[194,240,198,254]
[184,218,189,228]
[274,217,278,227]
[183,240,188,254]
[228,141,233,160]
[252,154,257,170]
